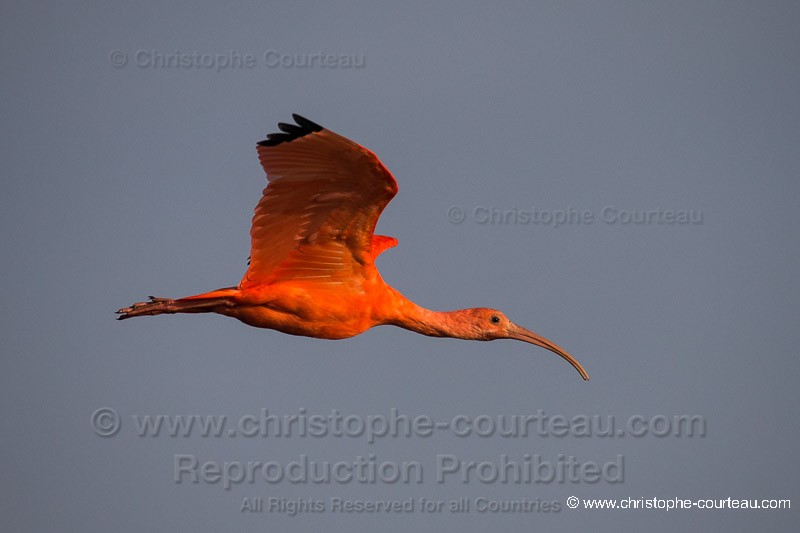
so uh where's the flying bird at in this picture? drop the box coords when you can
[117,114,589,380]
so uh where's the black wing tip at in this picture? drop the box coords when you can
[257,114,324,147]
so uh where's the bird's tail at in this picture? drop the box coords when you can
[116,288,238,320]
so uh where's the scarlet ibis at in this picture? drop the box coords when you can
[117,114,589,380]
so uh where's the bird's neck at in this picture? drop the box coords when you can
[382,287,464,338]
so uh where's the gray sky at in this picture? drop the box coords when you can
[2,1,799,531]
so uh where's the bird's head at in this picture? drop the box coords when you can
[454,308,590,381]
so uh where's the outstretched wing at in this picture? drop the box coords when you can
[239,114,398,288]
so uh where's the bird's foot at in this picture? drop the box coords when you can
[116,296,174,320]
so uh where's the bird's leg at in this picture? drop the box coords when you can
[116,288,240,320]
[116,296,223,320]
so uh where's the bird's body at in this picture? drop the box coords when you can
[209,276,405,340]
[118,115,589,380]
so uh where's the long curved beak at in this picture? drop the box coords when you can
[507,323,590,381]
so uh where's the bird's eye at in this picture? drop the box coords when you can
[490,315,500,324]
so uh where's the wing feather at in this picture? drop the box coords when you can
[239,115,398,288]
